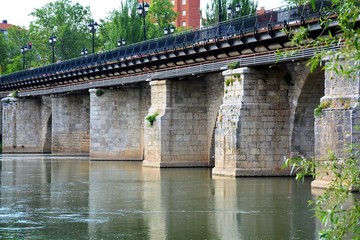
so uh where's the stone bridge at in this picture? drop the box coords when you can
[1,1,359,188]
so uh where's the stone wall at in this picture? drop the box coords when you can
[89,86,150,160]
[52,93,90,154]
[0,101,2,140]
[213,67,292,176]
[313,62,360,188]
[2,96,51,153]
[286,62,324,158]
[144,76,223,167]
[205,74,225,166]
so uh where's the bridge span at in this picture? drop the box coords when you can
[1,1,358,188]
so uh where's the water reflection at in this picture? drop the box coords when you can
[0,155,316,239]
[212,177,316,239]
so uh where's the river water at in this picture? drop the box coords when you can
[0,154,317,239]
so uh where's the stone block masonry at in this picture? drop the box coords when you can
[144,75,223,167]
[313,61,360,188]
[52,93,90,154]
[287,63,324,158]
[89,86,150,160]
[2,96,51,153]
[213,67,292,176]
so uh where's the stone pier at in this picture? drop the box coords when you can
[143,75,223,167]
[52,93,90,155]
[2,96,52,153]
[89,86,150,160]
[212,63,325,177]
[313,62,360,188]
[212,67,292,176]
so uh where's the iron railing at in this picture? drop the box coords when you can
[0,0,335,88]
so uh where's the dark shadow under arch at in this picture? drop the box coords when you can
[291,69,324,157]
[43,114,52,153]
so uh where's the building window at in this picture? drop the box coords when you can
[182,21,187,27]
[182,10,186,16]
[182,0,186,5]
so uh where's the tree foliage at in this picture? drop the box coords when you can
[0,32,9,74]
[29,0,93,63]
[98,0,142,51]
[202,0,258,26]
[2,27,30,73]
[146,0,178,39]
[284,0,360,239]
[0,0,179,75]
[285,0,360,76]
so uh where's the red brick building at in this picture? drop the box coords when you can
[138,0,200,29]
[0,20,14,35]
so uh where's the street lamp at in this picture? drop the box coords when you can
[88,21,99,54]
[227,3,241,19]
[20,45,28,70]
[117,37,126,47]
[218,0,222,23]
[49,35,57,63]
[137,1,150,41]
[164,26,175,36]
[81,47,88,56]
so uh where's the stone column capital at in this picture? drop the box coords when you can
[222,67,251,76]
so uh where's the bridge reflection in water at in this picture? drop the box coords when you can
[0,155,316,239]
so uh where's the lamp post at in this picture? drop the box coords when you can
[227,3,241,19]
[117,37,126,47]
[88,21,99,54]
[20,45,28,70]
[164,25,175,36]
[49,35,57,63]
[81,47,88,56]
[137,1,150,41]
[218,0,222,23]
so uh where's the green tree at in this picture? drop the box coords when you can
[29,0,93,64]
[146,0,178,39]
[284,0,360,239]
[98,0,142,51]
[0,32,8,74]
[202,0,258,26]
[3,26,30,73]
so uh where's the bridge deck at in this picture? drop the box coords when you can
[0,0,338,95]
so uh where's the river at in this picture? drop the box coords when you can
[0,154,317,239]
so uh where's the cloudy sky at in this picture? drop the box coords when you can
[1,0,285,27]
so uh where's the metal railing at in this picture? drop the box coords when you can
[0,0,335,88]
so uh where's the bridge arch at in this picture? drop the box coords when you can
[42,114,52,153]
[288,62,324,158]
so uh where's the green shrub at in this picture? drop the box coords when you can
[314,100,331,117]
[225,77,234,87]
[146,112,159,127]
[227,62,240,70]
[96,89,105,97]
[10,90,18,98]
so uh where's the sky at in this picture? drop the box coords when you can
[0,0,285,28]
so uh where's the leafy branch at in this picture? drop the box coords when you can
[283,148,360,239]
